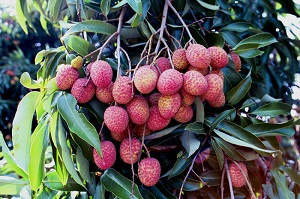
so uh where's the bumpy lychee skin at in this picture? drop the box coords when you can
[158,93,181,119]
[138,158,161,187]
[134,67,158,94]
[207,46,228,69]
[104,105,129,134]
[172,49,189,70]
[147,106,171,131]
[93,140,116,170]
[71,56,83,69]
[204,74,223,102]
[157,69,183,95]
[85,62,93,76]
[120,138,141,164]
[112,76,133,104]
[95,82,114,104]
[56,64,79,90]
[187,65,210,76]
[173,104,193,123]
[183,70,208,96]
[210,69,224,81]
[186,44,210,69]
[155,57,172,73]
[207,91,225,108]
[134,124,152,138]
[71,78,96,103]
[180,88,195,106]
[126,95,149,125]
[110,129,128,142]
[149,92,161,106]
[229,162,248,188]
[230,52,242,72]
[90,60,113,88]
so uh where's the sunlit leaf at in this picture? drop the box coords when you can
[0,176,29,196]
[44,171,85,191]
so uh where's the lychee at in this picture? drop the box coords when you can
[56,64,79,90]
[172,49,189,70]
[158,92,181,119]
[138,157,161,187]
[210,69,224,81]
[90,60,113,88]
[120,138,141,164]
[149,92,161,106]
[147,106,171,131]
[126,95,149,125]
[157,69,183,95]
[104,105,129,134]
[187,65,210,76]
[71,78,96,103]
[71,56,83,69]
[134,66,158,94]
[93,140,116,170]
[155,57,172,73]
[183,70,208,96]
[229,162,248,188]
[112,76,133,104]
[110,123,132,142]
[204,74,223,102]
[207,46,228,69]
[134,124,152,138]
[180,88,195,106]
[207,91,225,108]
[230,52,241,72]
[186,44,210,69]
[173,104,193,123]
[85,62,93,76]
[140,65,159,77]
[95,82,114,104]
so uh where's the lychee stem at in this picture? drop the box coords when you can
[224,158,235,199]
[140,31,159,62]
[164,28,182,49]
[140,123,150,158]
[116,6,127,78]
[154,0,169,54]
[127,128,136,198]
[120,47,132,78]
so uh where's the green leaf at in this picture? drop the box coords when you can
[57,93,101,156]
[149,182,177,199]
[43,78,59,114]
[226,75,252,105]
[100,0,111,17]
[29,115,50,191]
[101,169,143,199]
[233,33,277,50]
[127,0,143,14]
[53,148,68,186]
[63,35,97,58]
[63,20,117,37]
[251,102,291,116]
[76,146,91,183]
[234,45,264,58]
[144,125,181,140]
[185,122,205,135]
[12,91,40,172]
[94,182,106,199]
[221,22,260,33]
[271,170,295,199]
[180,131,200,157]
[220,31,241,47]
[196,0,219,10]
[20,72,43,89]
[278,165,300,186]
[200,170,222,186]
[262,183,278,199]
[195,96,205,122]
[204,32,225,47]
[209,109,234,132]
[169,177,202,191]
[0,176,29,195]
[16,0,28,34]
[213,137,245,161]
[211,139,224,170]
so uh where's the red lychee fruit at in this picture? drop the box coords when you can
[155,57,172,73]
[110,123,133,142]
[230,52,242,72]
[93,140,116,170]
[134,124,152,138]
[207,91,226,108]
[139,65,159,77]
[149,92,161,106]
[147,106,171,131]
[56,64,79,90]
[71,78,96,103]
[229,162,248,188]
[207,46,228,69]
[187,65,210,76]
[134,66,158,94]
[186,44,210,69]
[158,92,181,119]
[120,138,141,164]
[85,62,93,76]
[90,60,113,88]
[126,95,149,125]
[180,88,195,106]
[183,70,208,96]
[173,104,193,123]
[204,74,223,102]
[112,76,133,104]
[104,105,129,134]
[138,157,161,186]
[95,82,114,104]
[157,69,183,95]
[210,69,224,81]
[172,49,189,70]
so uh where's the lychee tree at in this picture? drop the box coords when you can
[1,0,300,198]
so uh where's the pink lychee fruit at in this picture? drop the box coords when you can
[71,78,96,103]
[134,66,158,94]
[207,46,228,69]
[120,138,141,164]
[186,44,211,69]
[157,69,183,95]
[180,88,195,106]
[204,74,223,102]
[56,64,79,90]
[90,60,113,88]
[104,105,129,134]
[183,70,208,96]
[112,76,133,104]
[126,95,149,125]
[158,92,181,119]
[95,82,114,104]
[93,140,116,170]
[210,69,224,81]
[172,49,189,70]
[138,157,161,186]
[187,65,210,76]
[230,52,242,72]
[85,62,93,76]
[229,162,248,188]
[110,123,133,142]
[149,92,161,106]
[207,91,226,108]
[147,106,171,131]
[155,57,172,73]
[134,124,152,138]
[173,104,193,123]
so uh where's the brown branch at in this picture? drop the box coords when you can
[154,0,169,54]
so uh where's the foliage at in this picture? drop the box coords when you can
[1,0,300,198]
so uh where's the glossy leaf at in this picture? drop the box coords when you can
[0,176,29,195]
[278,165,300,186]
[100,0,111,17]
[180,131,200,157]
[209,109,234,132]
[200,170,222,186]
[12,91,40,173]
[211,139,224,170]
[63,35,97,58]
[128,0,143,14]
[226,75,252,105]
[20,72,43,89]
[166,152,196,179]
[195,96,205,122]
[221,21,260,33]
[213,137,245,161]
[144,125,181,140]
[76,146,91,183]
[185,122,205,135]
[57,93,101,156]
[44,171,85,191]
[220,30,241,47]
[271,170,295,199]
[196,0,219,10]
[169,177,202,191]
[251,102,291,116]
[101,169,143,199]
[233,33,277,50]
[204,32,225,47]
[16,0,28,34]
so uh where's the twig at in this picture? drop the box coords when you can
[224,158,235,199]
[160,38,175,69]
[120,47,132,78]
[221,164,226,199]
[128,127,135,199]
[141,123,150,158]
[154,0,169,54]
[116,6,127,77]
